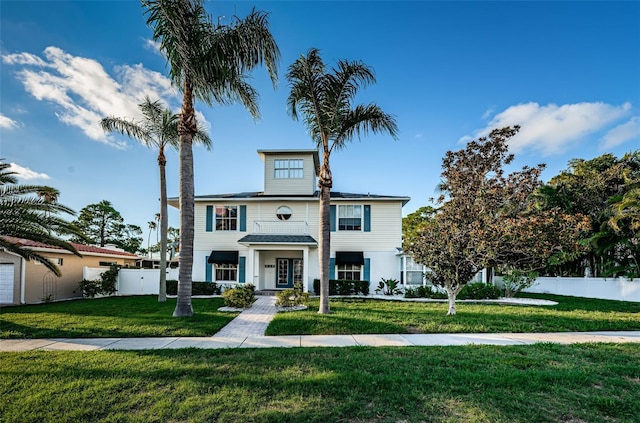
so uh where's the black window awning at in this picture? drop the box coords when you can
[335,251,364,266]
[208,250,239,264]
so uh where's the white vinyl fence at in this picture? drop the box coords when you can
[520,277,640,302]
[83,267,179,296]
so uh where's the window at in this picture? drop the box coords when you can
[404,256,425,285]
[274,159,303,179]
[338,205,362,231]
[337,264,361,280]
[215,263,237,281]
[99,261,116,267]
[276,206,292,221]
[35,258,63,266]
[216,206,237,231]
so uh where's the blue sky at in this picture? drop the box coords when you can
[1,1,639,238]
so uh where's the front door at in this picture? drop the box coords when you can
[276,258,303,289]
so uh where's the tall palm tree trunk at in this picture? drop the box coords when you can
[174,79,196,317]
[158,146,168,303]
[318,155,332,314]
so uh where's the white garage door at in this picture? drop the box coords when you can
[0,263,15,303]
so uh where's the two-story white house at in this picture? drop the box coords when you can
[170,149,410,293]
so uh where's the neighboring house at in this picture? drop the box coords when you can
[0,236,138,305]
[169,149,410,292]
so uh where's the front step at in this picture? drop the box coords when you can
[255,289,281,296]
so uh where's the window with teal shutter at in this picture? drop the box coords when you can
[363,258,371,282]
[364,205,371,232]
[206,206,213,232]
[330,205,336,232]
[239,205,247,232]
[238,256,246,283]
[329,258,336,279]
[205,256,212,282]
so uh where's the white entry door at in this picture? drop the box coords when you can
[0,263,15,303]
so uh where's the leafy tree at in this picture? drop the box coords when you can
[101,97,211,302]
[286,48,398,314]
[537,151,640,277]
[71,200,143,254]
[0,161,81,276]
[404,127,588,315]
[144,0,279,317]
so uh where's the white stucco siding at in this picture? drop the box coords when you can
[329,201,403,252]
[264,154,316,195]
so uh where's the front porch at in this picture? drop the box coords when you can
[238,234,318,293]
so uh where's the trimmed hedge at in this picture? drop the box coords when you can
[404,282,502,300]
[166,280,223,295]
[313,279,370,296]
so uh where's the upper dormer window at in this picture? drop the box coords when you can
[274,159,303,179]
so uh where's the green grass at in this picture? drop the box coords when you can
[1,343,639,422]
[0,296,238,338]
[266,294,640,335]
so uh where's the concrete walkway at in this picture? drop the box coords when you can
[213,296,277,338]
[2,331,639,352]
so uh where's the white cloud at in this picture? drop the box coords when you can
[2,46,180,149]
[8,163,50,180]
[465,102,632,155]
[602,116,640,149]
[143,39,162,54]
[0,114,19,130]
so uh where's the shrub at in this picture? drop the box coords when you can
[458,282,502,300]
[166,280,222,295]
[275,287,310,308]
[222,284,255,308]
[78,264,120,298]
[375,278,402,295]
[403,285,447,299]
[78,279,102,298]
[313,279,370,296]
[502,270,538,298]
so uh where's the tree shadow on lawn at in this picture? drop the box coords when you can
[267,297,640,336]
[3,344,639,422]
[0,297,238,339]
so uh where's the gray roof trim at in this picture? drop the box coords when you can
[170,192,410,207]
[237,234,318,246]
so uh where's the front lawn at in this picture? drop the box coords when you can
[1,343,639,422]
[266,294,640,335]
[0,296,237,338]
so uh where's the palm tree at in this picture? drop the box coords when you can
[286,48,398,314]
[101,97,211,302]
[0,161,81,276]
[143,0,279,316]
[147,220,157,258]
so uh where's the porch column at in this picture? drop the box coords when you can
[302,246,309,293]
[250,247,259,289]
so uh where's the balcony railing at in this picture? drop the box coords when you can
[253,220,309,235]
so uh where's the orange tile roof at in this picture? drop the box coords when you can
[1,236,139,258]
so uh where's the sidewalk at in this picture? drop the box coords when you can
[2,296,640,351]
[2,331,639,352]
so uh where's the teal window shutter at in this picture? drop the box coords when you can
[364,205,371,232]
[329,258,336,279]
[330,205,336,232]
[239,205,247,232]
[206,206,213,232]
[363,258,371,282]
[205,256,212,282]
[238,256,246,283]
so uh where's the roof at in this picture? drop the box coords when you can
[1,236,139,258]
[237,234,318,246]
[169,191,410,206]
